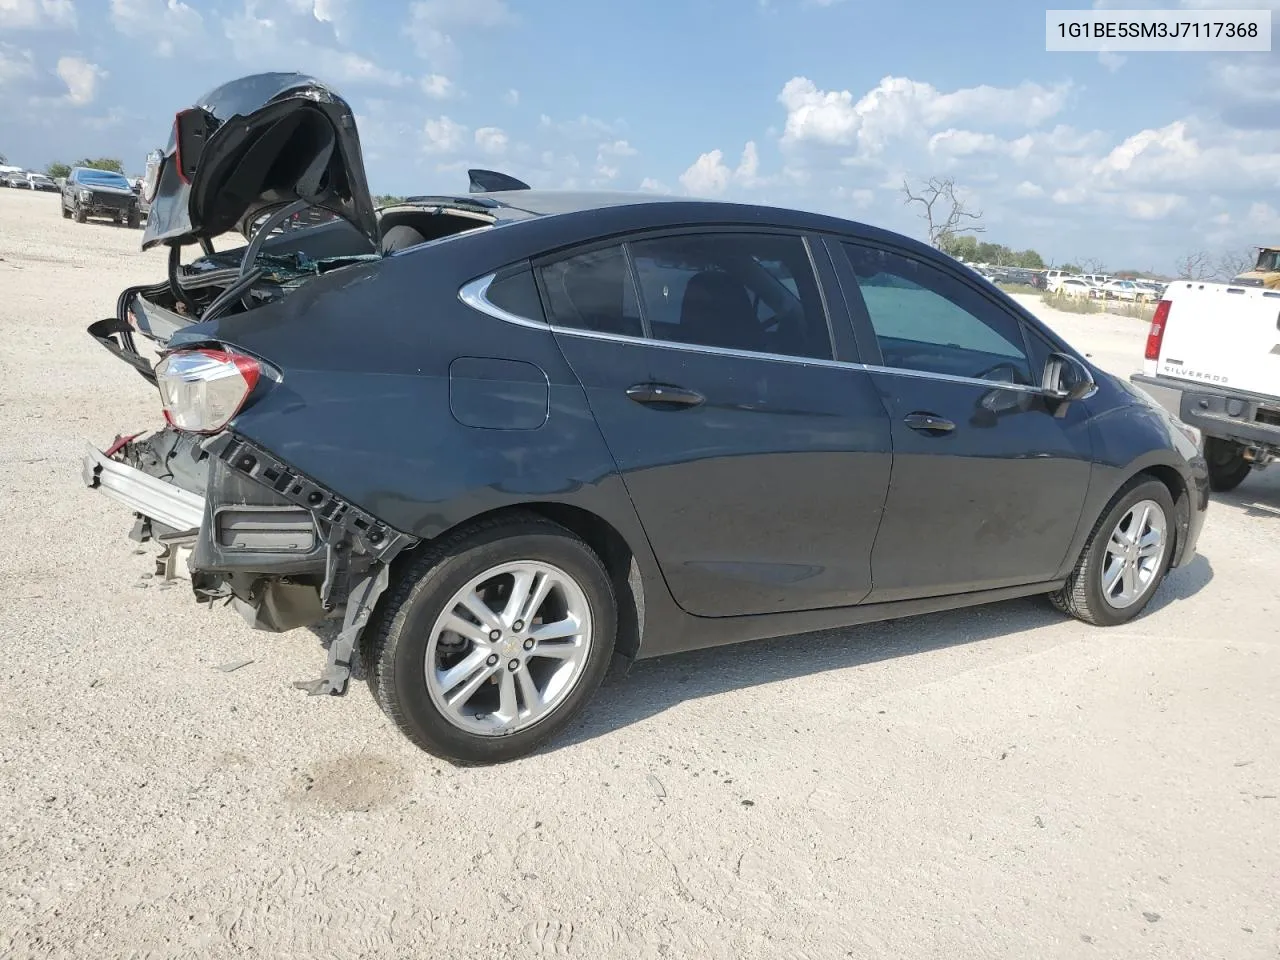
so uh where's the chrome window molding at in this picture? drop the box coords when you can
[460,270,1052,396]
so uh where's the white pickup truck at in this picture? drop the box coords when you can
[1132,280,1280,491]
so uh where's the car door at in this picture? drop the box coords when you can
[536,229,893,618]
[829,238,1094,603]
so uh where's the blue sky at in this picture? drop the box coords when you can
[1,0,1277,272]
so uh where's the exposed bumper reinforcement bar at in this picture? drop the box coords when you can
[82,443,205,532]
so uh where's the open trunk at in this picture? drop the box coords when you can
[94,73,502,378]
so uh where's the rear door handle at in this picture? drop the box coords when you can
[626,383,705,408]
[903,412,955,434]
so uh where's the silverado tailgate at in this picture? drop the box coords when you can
[1150,282,1280,397]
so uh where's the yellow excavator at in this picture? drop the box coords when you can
[1231,246,1280,288]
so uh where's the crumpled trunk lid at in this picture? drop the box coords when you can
[141,72,378,253]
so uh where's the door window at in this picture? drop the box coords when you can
[628,233,833,360]
[843,243,1033,384]
[537,245,643,338]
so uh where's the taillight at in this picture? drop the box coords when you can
[1145,299,1171,361]
[155,348,272,433]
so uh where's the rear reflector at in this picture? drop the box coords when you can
[1145,300,1171,361]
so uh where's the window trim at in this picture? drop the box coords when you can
[459,266,1048,393]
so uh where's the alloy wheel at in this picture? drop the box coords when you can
[423,560,593,737]
[1099,498,1167,609]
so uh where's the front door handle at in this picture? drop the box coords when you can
[903,412,955,434]
[626,383,705,409]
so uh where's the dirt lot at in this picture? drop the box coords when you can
[1,186,1277,960]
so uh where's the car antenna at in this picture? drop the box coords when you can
[467,169,531,193]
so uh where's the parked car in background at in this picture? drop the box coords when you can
[3,171,32,189]
[26,172,58,193]
[61,167,141,227]
[1050,277,1098,299]
[1102,279,1154,302]
[81,72,1209,764]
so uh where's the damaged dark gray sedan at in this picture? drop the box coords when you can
[84,73,1209,764]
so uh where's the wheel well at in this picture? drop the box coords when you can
[1135,464,1189,556]
[410,503,644,661]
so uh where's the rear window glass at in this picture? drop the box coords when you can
[486,266,545,323]
[538,246,643,338]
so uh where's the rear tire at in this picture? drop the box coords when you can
[364,515,617,765]
[1204,437,1250,492]
[1050,477,1176,626]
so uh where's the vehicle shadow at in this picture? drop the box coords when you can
[1214,471,1280,521]
[553,556,1214,753]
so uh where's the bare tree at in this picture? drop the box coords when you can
[1080,257,1106,275]
[1175,251,1213,281]
[1214,247,1256,281]
[902,176,985,248]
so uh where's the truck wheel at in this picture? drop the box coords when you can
[364,515,617,765]
[1204,437,1251,492]
[1050,477,1175,627]
[74,203,86,223]
[127,211,140,229]
[61,203,71,219]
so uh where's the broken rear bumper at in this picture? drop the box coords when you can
[81,430,419,695]
[82,442,205,532]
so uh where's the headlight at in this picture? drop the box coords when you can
[78,189,92,202]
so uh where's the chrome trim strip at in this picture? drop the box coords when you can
[459,271,1051,395]
[458,273,549,331]
[82,444,205,532]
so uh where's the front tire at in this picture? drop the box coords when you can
[73,203,86,223]
[1204,437,1251,492]
[1051,477,1176,626]
[364,516,617,765]
[61,203,71,219]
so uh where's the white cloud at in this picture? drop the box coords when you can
[503,88,519,106]
[404,0,514,65]
[0,0,75,29]
[639,177,672,193]
[56,56,104,106]
[1121,192,1185,220]
[423,115,467,153]
[1014,180,1045,199]
[598,139,637,159]
[1245,201,1279,228]
[474,125,508,155]
[778,75,1072,151]
[1097,51,1127,72]
[539,113,626,141]
[678,141,765,196]
[223,3,410,87]
[0,42,36,87]
[420,73,454,99]
[111,0,204,58]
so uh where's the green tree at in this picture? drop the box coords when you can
[1058,262,1081,273]
[1013,249,1045,269]
[374,194,407,206]
[74,157,125,173]
[47,161,71,179]
[0,152,7,165]
[938,233,979,261]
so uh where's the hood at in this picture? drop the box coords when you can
[141,72,377,252]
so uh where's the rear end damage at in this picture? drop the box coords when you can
[84,427,417,695]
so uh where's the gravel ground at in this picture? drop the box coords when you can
[1,187,1277,960]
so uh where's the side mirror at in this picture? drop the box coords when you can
[1042,351,1096,402]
